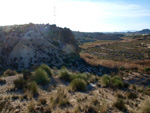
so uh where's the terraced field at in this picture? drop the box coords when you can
[80,36,150,70]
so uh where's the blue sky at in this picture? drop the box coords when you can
[0,0,150,32]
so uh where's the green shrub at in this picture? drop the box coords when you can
[111,76,124,89]
[59,69,71,82]
[59,98,70,107]
[101,75,124,89]
[124,82,130,88]
[40,64,52,77]
[59,67,88,84]
[28,81,39,96]
[71,73,87,82]
[116,93,125,99]
[119,66,125,71]
[70,78,87,92]
[126,91,137,99]
[61,66,67,70]
[14,77,27,89]
[4,69,17,76]
[34,69,50,85]
[144,67,150,73]
[114,98,127,111]
[101,75,111,87]
[22,69,31,80]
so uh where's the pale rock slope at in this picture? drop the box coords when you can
[0,24,80,70]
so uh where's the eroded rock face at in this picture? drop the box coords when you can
[0,24,80,70]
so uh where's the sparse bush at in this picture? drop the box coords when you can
[126,91,137,99]
[61,66,67,70]
[111,76,124,89]
[124,82,129,88]
[0,78,6,84]
[140,98,150,113]
[34,69,50,85]
[59,69,71,82]
[101,75,124,89]
[84,95,106,113]
[40,64,52,77]
[4,69,17,76]
[14,77,27,89]
[114,98,127,111]
[59,67,88,84]
[130,84,136,90]
[119,66,125,71]
[51,88,70,107]
[59,98,70,107]
[74,105,82,113]
[88,75,98,84]
[143,87,150,95]
[144,67,150,73]
[28,81,39,96]
[22,69,31,80]
[85,104,98,113]
[71,73,87,82]
[43,106,52,113]
[70,78,87,92]
[100,102,107,113]
[116,93,125,99]
[28,101,35,112]
[20,93,28,100]
[0,98,11,112]
[136,86,144,92]
[90,95,99,106]
[38,97,47,105]
[101,74,111,87]
[12,95,19,100]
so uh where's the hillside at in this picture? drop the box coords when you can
[0,27,150,113]
[137,29,150,34]
[0,24,81,70]
[0,24,112,76]
[126,29,150,36]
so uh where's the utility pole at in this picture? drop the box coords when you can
[53,6,56,25]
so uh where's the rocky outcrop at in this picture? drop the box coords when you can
[0,24,80,70]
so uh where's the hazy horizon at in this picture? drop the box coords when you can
[0,0,150,32]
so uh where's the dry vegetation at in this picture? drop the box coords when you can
[80,53,150,70]
[0,35,150,113]
[0,63,150,113]
[80,36,150,71]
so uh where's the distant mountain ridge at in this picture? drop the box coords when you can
[126,29,150,35]
[136,29,150,34]
[73,31,124,44]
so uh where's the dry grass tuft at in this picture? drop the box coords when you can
[50,88,70,108]
[140,98,150,113]
[28,100,35,112]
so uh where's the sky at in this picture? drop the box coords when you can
[0,0,150,32]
